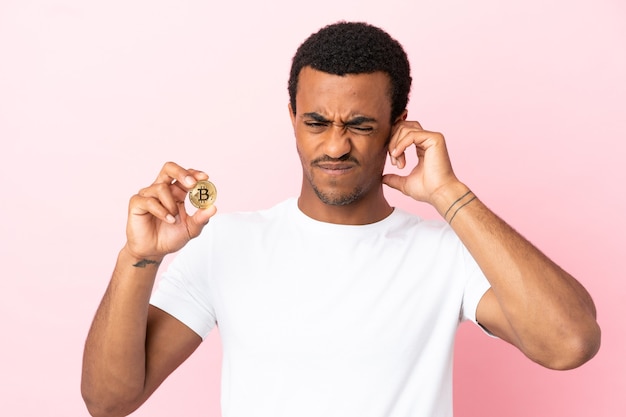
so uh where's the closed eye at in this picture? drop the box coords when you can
[304,121,330,132]
[304,121,329,127]
[301,113,377,136]
[347,126,374,134]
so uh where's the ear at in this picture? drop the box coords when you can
[393,109,408,126]
[288,103,296,129]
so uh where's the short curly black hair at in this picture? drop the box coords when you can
[288,21,411,122]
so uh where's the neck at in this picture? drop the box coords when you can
[297,187,393,225]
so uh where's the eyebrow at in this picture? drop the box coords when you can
[302,112,376,126]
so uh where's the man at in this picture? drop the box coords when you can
[81,21,600,417]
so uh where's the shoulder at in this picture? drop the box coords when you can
[172,199,296,263]
[192,198,296,244]
[387,208,470,258]
[390,208,455,238]
[210,198,295,227]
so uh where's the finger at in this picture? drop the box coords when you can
[392,129,443,164]
[389,150,406,169]
[175,168,210,185]
[155,161,206,189]
[138,182,181,219]
[129,194,177,224]
[389,130,414,169]
[411,120,423,130]
[170,181,190,201]
[382,173,407,195]
[187,169,210,181]
[388,125,407,168]
[172,176,213,209]
[186,204,218,239]
[171,170,211,196]
[389,122,424,168]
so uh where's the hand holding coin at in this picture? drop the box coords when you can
[126,163,216,260]
[189,180,217,209]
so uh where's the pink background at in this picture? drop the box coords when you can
[1,0,624,416]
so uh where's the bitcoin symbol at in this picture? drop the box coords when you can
[189,180,217,209]
[198,188,210,201]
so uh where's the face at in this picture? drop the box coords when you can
[290,67,399,207]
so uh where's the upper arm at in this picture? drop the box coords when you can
[142,305,203,400]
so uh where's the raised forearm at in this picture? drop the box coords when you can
[81,247,163,416]
[81,163,214,416]
[384,123,600,368]
[434,182,600,368]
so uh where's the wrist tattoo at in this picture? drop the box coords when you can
[448,195,477,224]
[444,190,477,224]
[443,190,472,219]
[132,259,161,268]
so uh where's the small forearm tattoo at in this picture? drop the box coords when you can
[133,259,161,268]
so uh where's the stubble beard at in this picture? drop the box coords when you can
[311,181,363,206]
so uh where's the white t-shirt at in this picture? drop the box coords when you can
[151,198,491,417]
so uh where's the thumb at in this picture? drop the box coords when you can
[382,173,406,194]
[186,205,218,238]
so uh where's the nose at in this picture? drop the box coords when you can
[323,124,352,159]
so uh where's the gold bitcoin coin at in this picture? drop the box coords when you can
[188,180,217,209]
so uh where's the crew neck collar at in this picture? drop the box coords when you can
[287,198,400,233]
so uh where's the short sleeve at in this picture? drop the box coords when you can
[150,232,217,340]
[459,245,492,325]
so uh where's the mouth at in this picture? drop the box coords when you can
[315,162,356,175]
[312,155,360,176]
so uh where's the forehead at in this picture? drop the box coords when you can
[295,67,392,120]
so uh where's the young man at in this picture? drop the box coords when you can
[81,22,600,417]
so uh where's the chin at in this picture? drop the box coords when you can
[313,186,363,206]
